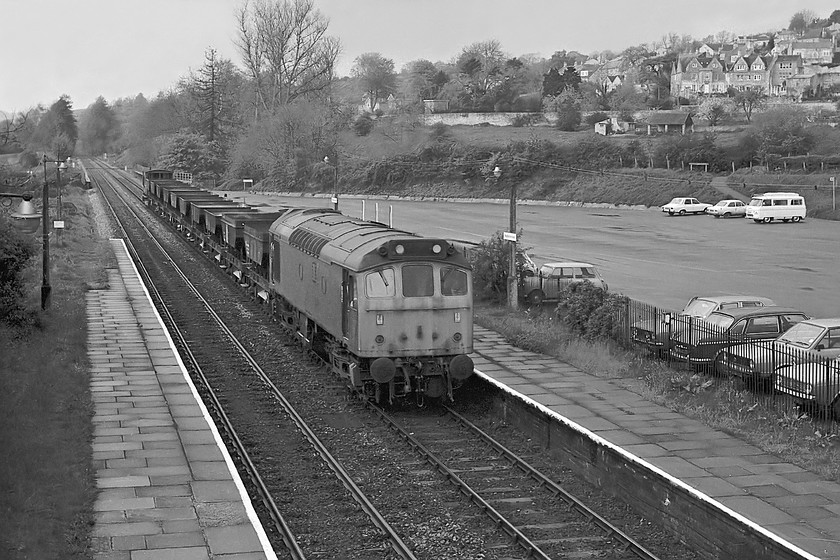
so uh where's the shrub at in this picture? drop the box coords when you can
[584,111,609,127]
[554,282,628,342]
[352,114,375,136]
[0,216,36,326]
[469,231,530,303]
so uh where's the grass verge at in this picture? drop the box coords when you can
[474,299,840,481]
[0,186,112,559]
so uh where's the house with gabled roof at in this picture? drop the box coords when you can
[727,54,771,92]
[768,55,804,96]
[670,54,727,95]
[790,40,834,64]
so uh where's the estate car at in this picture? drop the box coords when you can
[519,261,607,306]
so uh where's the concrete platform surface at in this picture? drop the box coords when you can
[472,326,838,560]
[87,239,277,560]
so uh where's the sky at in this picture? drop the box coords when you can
[2,0,839,114]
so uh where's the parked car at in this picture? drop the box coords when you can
[631,295,776,353]
[669,307,809,366]
[745,192,806,223]
[519,261,607,306]
[661,197,711,215]
[706,199,746,218]
[716,318,840,388]
[775,360,840,419]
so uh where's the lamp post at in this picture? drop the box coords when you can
[43,155,68,222]
[494,166,518,310]
[324,156,339,211]
[0,190,48,308]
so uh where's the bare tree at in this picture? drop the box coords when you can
[236,0,341,118]
[0,110,30,148]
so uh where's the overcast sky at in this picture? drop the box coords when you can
[2,0,838,113]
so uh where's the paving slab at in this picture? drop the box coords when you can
[88,239,276,560]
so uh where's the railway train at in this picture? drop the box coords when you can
[140,169,475,402]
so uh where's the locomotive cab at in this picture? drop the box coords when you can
[343,239,474,401]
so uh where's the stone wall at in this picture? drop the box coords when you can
[421,112,555,126]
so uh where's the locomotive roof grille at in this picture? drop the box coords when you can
[289,228,330,256]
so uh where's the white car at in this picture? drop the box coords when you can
[661,197,711,216]
[706,199,746,218]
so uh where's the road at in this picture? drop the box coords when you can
[219,191,840,318]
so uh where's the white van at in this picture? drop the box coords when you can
[745,192,806,223]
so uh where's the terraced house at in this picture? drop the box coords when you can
[671,28,840,100]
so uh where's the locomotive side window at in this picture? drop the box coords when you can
[403,265,434,297]
[366,268,395,297]
[441,267,468,296]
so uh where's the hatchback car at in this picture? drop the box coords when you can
[717,318,840,388]
[519,261,607,306]
[669,307,809,366]
[631,295,776,353]
[706,199,746,218]
[661,197,711,215]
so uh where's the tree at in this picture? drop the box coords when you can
[235,0,341,117]
[352,53,397,113]
[180,49,244,144]
[455,40,507,109]
[542,67,563,97]
[742,106,813,162]
[543,89,581,131]
[730,88,766,122]
[830,9,840,24]
[789,10,817,34]
[402,59,448,107]
[559,66,582,92]
[30,95,78,159]
[0,110,31,151]
[78,97,120,155]
[696,96,732,126]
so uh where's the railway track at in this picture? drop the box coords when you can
[91,165,417,559]
[86,162,700,560]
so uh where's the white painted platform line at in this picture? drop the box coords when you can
[111,238,278,560]
[473,367,823,560]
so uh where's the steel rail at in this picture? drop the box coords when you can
[95,166,418,560]
[441,405,662,560]
[367,402,553,560]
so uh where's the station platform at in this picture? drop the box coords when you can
[471,326,838,560]
[86,239,276,560]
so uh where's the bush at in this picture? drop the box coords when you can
[352,114,375,136]
[469,231,530,303]
[554,282,628,343]
[0,216,36,326]
[584,111,609,127]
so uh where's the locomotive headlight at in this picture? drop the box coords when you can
[375,335,385,344]
[395,244,405,255]
[454,312,461,323]
[453,332,462,342]
[376,313,384,325]
[432,244,442,254]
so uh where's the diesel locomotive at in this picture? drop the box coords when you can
[142,169,475,402]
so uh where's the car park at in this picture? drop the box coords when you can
[519,261,607,306]
[631,295,776,353]
[716,318,840,388]
[669,307,809,366]
[706,199,746,218]
[661,197,711,215]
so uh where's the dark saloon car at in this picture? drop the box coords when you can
[669,307,809,367]
[631,295,775,354]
